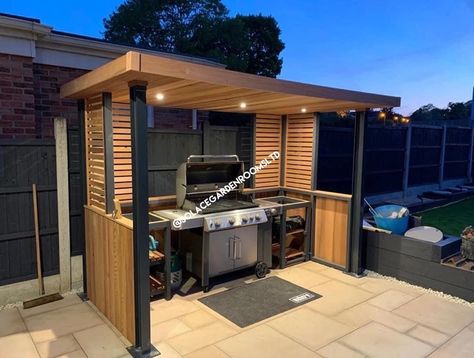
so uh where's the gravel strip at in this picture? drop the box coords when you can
[0,287,83,311]
[365,270,474,308]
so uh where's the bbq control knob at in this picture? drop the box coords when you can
[255,214,261,221]
[249,216,254,222]
[270,208,277,215]
[214,220,221,228]
[228,218,235,225]
[241,216,248,223]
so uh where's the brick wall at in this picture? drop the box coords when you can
[0,53,208,138]
[0,54,35,139]
[0,54,88,139]
[32,64,87,138]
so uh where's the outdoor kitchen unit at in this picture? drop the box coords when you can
[60,50,400,356]
[171,155,270,291]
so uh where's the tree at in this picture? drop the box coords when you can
[104,0,228,52]
[446,102,469,120]
[103,0,285,77]
[236,15,284,77]
[410,104,446,122]
[410,101,472,122]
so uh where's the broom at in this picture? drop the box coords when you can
[23,184,63,309]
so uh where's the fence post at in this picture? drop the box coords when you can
[439,125,447,189]
[468,126,474,183]
[54,117,71,293]
[402,125,412,197]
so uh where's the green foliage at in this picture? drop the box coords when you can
[103,0,228,52]
[103,0,285,77]
[410,101,472,122]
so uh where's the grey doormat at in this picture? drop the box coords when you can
[198,276,321,327]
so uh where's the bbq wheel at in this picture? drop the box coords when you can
[255,262,268,279]
[203,286,210,293]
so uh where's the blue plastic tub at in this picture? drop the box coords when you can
[373,204,409,235]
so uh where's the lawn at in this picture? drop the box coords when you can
[417,197,474,236]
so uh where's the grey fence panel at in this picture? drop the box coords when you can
[148,129,203,196]
[147,122,251,196]
[365,127,406,194]
[317,127,354,194]
[67,125,85,255]
[0,141,60,285]
[408,126,443,186]
[317,123,474,197]
[444,127,472,180]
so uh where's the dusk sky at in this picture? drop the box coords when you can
[2,0,473,114]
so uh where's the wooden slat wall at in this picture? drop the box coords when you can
[85,95,106,210]
[85,206,135,344]
[112,102,132,202]
[313,196,350,267]
[284,113,316,190]
[254,114,282,188]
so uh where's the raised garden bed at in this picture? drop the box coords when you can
[364,227,474,302]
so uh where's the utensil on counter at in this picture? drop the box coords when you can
[364,199,381,217]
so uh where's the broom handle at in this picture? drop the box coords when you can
[32,184,45,295]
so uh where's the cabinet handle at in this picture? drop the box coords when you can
[234,236,242,259]
[233,238,237,259]
[228,237,233,258]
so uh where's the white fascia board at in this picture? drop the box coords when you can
[0,16,51,38]
[34,47,112,70]
[0,35,35,57]
[42,32,225,68]
[0,14,225,69]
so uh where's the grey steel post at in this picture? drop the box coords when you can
[349,111,367,275]
[402,125,412,197]
[77,99,88,301]
[279,115,287,186]
[311,112,320,190]
[439,125,447,188]
[128,84,159,358]
[310,113,320,264]
[102,92,114,213]
[468,126,474,183]
[250,114,256,189]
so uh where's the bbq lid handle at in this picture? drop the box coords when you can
[187,155,240,163]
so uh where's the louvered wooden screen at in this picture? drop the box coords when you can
[284,113,316,190]
[85,95,106,210]
[254,114,282,188]
[112,102,133,202]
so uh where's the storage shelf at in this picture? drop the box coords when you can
[286,228,305,236]
[149,275,165,297]
[149,250,165,266]
[272,243,304,260]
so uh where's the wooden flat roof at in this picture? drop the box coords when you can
[61,51,400,114]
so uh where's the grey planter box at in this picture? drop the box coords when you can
[363,229,474,302]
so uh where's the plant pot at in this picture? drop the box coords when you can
[461,236,474,260]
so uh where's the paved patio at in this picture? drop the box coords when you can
[1,261,474,357]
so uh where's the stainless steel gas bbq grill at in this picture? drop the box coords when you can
[162,155,272,291]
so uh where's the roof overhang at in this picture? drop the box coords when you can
[61,51,401,114]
